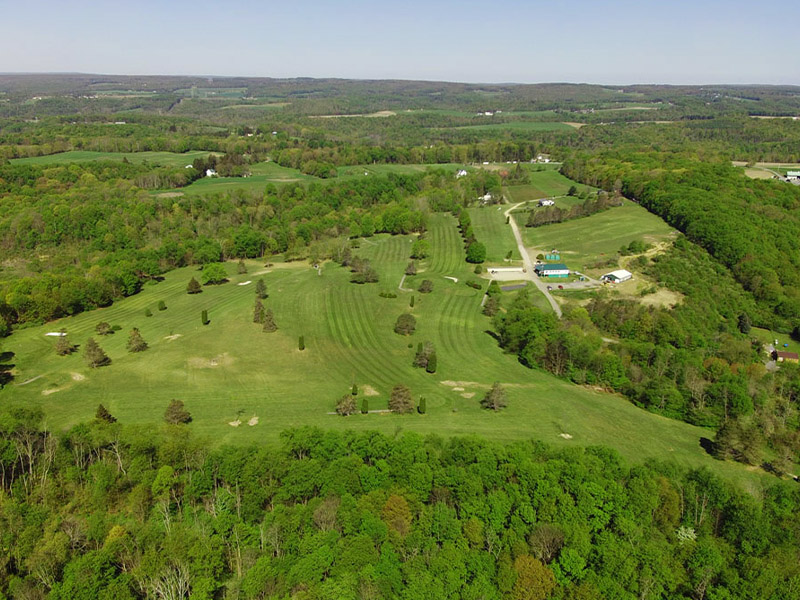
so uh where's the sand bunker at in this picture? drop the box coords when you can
[440,380,482,388]
[42,388,61,396]
[238,281,252,286]
[45,332,66,337]
[163,334,182,341]
[228,419,241,427]
[248,416,259,426]
[559,433,573,440]
[188,353,234,369]
[361,385,380,397]
[461,392,475,399]
[70,372,85,381]
[452,387,464,392]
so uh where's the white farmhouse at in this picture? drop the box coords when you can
[456,169,468,178]
[601,269,633,283]
[538,199,555,207]
[206,169,218,177]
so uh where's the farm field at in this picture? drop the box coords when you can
[2,214,761,487]
[519,200,677,275]
[453,121,576,133]
[506,169,595,201]
[11,150,216,167]
[467,206,520,263]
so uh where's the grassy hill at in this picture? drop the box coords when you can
[2,213,764,487]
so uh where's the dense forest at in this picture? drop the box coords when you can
[2,413,800,599]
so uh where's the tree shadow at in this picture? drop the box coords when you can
[0,351,14,362]
[699,437,715,457]
[484,330,501,343]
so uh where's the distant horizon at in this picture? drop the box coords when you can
[0,71,797,89]
[1,0,797,86]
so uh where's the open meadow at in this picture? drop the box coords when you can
[11,150,216,167]
[519,200,677,275]
[3,213,763,487]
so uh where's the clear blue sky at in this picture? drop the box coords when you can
[1,0,797,85]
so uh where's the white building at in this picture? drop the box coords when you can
[601,269,633,283]
[456,169,468,178]
[538,199,555,207]
[786,171,800,181]
[206,169,218,177]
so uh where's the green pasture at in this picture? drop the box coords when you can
[506,170,594,201]
[467,206,520,263]
[453,121,575,133]
[1,214,764,487]
[11,150,216,168]
[519,200,676,274]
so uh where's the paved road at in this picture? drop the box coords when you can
[503,201,562,318]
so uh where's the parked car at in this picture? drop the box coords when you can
[558,285,564,290]
[546,285,552,291]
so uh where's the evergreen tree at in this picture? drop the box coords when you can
[351,382,358,396]
[126,328,148,353]
[253,298,265,324]
[187,277,202,294]
[298,336,305,351]
[405,261,417,276]
[55,329,76,356]
[389,384,414,414]
[255,278,267,299]
[158,300,167,311]
[417,396,427,414]
[738,313,751,334]
[336,394,358,416]
[144,308,153,317]
[481,382,507,411]
[237,258,247,274]
[483,296,500,316]
[83,337,111,368]
[201,310,209,325]
[95,322,113,336]
[410,295,415,308]
[426,352,437,374]
[95,404,117,423]
[360,398,369,414]
[262,308,277,332]
[164,399,192,424]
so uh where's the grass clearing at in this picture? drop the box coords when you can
[506,170,595,201]
[453,121,575,133]
[519,200,677,275]
[468,206,520,263]
[11,150,217,168]
[0,214,764,488]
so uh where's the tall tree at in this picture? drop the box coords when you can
[126,328,148,353]
[262,308,277,332]
[481,382,506,411]
[389,384,414,414]
[253,298,265,324]
[255,278,268,299]
[336,394,357,416]
[187,277,202,294]
[54,329,76,356]
[164,399,191,424]
[83,337,111,368]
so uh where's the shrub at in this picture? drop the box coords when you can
[361,398,369,414]
[201,310,209,325]
[379,291,398,299]
[417,397,427,414]
[201,262,228,285]
[466,242,487,264]
[466,280,482,290]
[418,280,433,294]
[158,300,167,311]
[299,336,305,350]
[164,399,191,424]
[336,394,358,416]
[144,308,153,317]
[389,384,414,414]
[96,322,113,336]
[394,313,417,335]
[187,277,202,294]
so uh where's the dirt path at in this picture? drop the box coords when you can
[503,200,563,318]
